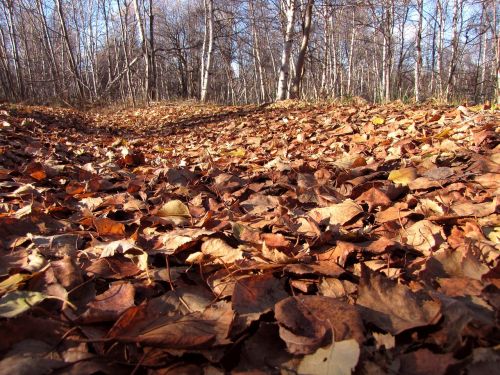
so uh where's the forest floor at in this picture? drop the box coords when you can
[0,100,498,374]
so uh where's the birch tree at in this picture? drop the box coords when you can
[200,0,214,102]
[276,0,296,101]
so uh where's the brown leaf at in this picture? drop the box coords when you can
[25,162,47,181]
[232,273,288,316]
[398,349,459,375]
[355,187,392,211]
[134,301,233,348]
[158,228,213,254]
[261,233,291,248]
[405,220,445,255]
[357,267,441,335]
[85,256,140,279]
[201,237,243,264]
[274,295,365,357]
[308,199,364,226]
[79,282,135,323]
[93,217,125,237]
[51,256,83,289]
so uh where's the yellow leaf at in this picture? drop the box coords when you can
[228,148,246,157]
[388,167,418,185]
[0,274,30,296]
[371,116,385,125]
[0,291,48,318]
[435,128,452,139]
[157,200,191,225]
[485,227,500,244]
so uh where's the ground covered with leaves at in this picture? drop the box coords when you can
[0,100,498,374]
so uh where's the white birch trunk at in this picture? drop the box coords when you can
[276,0,295,101]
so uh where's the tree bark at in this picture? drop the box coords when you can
[55,0,85,100]
[276,0,296,101]
[414,0,423,101]
[149,0,157,100]
[132,0,151,102]
[200,0,214,102]
[446,0,461,100]
[289,0,314,100]
[3,0,24,99]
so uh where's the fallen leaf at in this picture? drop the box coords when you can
[93,217,125,237]
[308,199,364,226]
[79,282,135,323]
[405,220,445,255]
[296,339,360,375]
[201,237,244,264]
[157,199,191,225]
[357,267,441,334]
[0,291,48,318]
[232,273,288,316]
[388,167,418,185]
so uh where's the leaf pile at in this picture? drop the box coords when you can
[0,101,499,374]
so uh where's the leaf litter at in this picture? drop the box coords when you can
[0,101,498,373]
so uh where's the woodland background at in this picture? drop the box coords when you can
[0,0,499,106]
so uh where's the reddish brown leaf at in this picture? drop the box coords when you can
[357,267,441,335]
[93,217,126,237]
[79,282,135,323]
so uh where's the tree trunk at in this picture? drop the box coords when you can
[414,0,423,101]
[3,0,24,99]
[36,0,60,97]
[200,0,214,102]
[494,0,500,104]
[446,0,460,101]
[276,0,296,101]
[250,0,266,103]
[149,0,157,100]
[132,0,150,102]
[346,9,355,96]
[289,0,313,99]
[116,0,136,106]
[55,0,85,100]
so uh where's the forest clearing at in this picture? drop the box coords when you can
[0,100,498,373]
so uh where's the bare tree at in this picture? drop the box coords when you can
[290,0,314,99]
[200,0,214,102]
[276,0,296,101]
[0,0,495,105]
[56,0,85,99]
[414,0,423,101]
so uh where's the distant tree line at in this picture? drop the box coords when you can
[0,0,498,105]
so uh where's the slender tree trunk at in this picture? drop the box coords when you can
[250,0,266,103]
[36,0,59,96]
[101,0,113,87]
[414,0,423,101]
[276,0,296,100]
[133,0,150,102]
[149,0,157,100]
[55,0,85,100]
[384,1,394,102]
[289,0,313,99]
[3,0,24,99]
[346,9,355,96]
[429,3,438,95]
[200,0,214,102]
[117,0,136,106]
[494,0,500,103]
[446,0,460,100]
[0,26,14,100]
